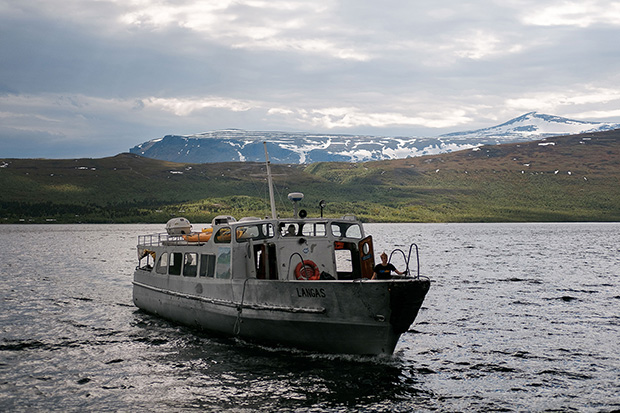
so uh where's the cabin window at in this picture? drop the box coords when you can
[156,252,168,274]
[215,247,231,279]
[138,249,155,271]
[169,252,182,275]
[279,223,300,237]
[237,225,260,240]
[199,254,216,277]
[236,223,274,242]
[214,227,232,243]
[301,223,326,237]
[183,253,198,277]
[331,223,362,239]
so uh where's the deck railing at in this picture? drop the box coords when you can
[138,233,188,247]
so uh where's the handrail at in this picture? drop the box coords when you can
[388,243,421,279]
[287,252,306,280]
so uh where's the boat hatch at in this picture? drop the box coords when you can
[213,215,236,225]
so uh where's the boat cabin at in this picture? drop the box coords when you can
[137,215,376,282]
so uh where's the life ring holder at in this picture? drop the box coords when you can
[295,260,320,280]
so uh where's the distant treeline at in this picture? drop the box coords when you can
[1,130,619,223]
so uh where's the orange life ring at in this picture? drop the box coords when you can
[295,260,320,280]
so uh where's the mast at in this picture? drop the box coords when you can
[263,142,277,219]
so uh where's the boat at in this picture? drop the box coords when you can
[132,145,431,355]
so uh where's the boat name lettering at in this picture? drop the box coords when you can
[296,287,326,298]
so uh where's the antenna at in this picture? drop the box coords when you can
[263,142,277,219]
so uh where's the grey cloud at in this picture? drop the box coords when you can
[1,0,619,158]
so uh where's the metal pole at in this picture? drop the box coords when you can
[263,142,277,219]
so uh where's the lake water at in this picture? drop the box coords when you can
[1,223,618,412]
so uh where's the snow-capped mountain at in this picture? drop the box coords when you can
[441,112,618,142]
[129,112,620,164]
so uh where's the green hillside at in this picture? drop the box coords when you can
[1,129,619,223]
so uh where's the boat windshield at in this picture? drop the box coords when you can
[232,220,362,240]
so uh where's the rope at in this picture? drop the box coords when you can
[233,278,250,335]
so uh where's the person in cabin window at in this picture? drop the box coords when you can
[371,252,404,280]
[285,224,296,236]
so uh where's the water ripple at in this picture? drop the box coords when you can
[1,223,619,412]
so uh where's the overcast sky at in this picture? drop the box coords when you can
[2,0,620,158]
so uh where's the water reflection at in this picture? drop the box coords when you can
[129,309,435,411]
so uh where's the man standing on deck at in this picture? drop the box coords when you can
[371,252,405,280]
